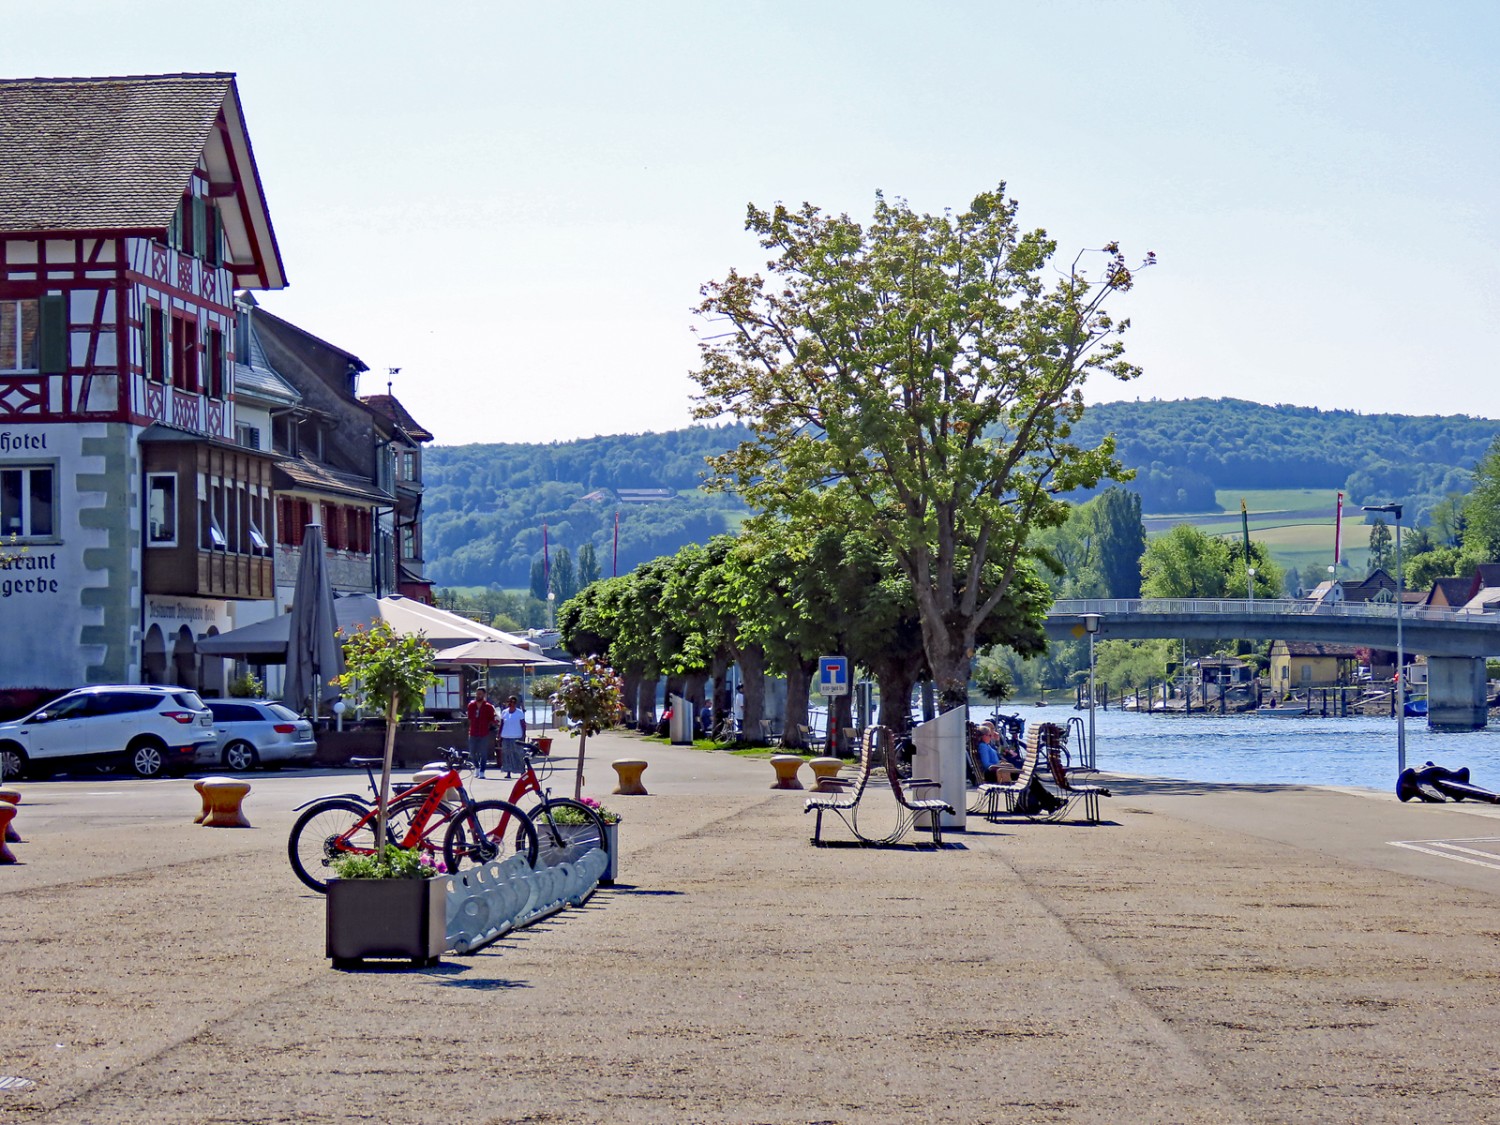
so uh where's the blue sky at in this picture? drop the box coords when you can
[5,1,1497,444]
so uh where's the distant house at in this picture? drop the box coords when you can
[1425,577,1474,609]
[615,488,676,504]
[1269,641,1361,690]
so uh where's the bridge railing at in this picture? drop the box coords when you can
[1050,598,1495,625]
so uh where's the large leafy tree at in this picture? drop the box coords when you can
[693,186,1150,706]
[1463,437,1500,560]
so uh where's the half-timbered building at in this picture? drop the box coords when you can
[0,73,286,709]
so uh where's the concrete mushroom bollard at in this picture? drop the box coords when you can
[611,758,649,796]
[0,786,22,842]
[199,777,253,828]
[807,757,846,793]
[192,778,211,824]
[0,805,16,863]
[770,755,806,790]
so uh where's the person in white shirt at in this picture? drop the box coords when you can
[497,696,527,777]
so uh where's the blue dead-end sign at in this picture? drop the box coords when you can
[819,656,850,697]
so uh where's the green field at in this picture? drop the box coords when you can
[1145,487,1373,584]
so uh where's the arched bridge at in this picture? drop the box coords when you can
[1045,598,1500,730]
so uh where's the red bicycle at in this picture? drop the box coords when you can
[287,748,537,892]
[495,740,609,868]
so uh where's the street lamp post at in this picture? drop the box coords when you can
[1363,503,1405,773]
[547,589,556,630]
[1082,613,1102,770]
[1247,567,1256,611]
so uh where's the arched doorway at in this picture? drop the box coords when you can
[142,624,167,685]
[171,625,198,691]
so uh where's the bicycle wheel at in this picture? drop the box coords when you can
[287,798,378,893]
[444,799,538,873]
[528,797,608,868]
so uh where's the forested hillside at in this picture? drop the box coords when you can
[1073,398,1498,515]
[423,424,752,586]
[422,401,1500,587]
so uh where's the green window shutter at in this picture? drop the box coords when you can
[208,204,222,267]
[38,295,67,374]
[192,195,207,259]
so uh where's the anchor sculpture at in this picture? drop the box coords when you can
[1395,762,1500,804]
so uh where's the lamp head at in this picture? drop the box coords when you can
[1081,613,1102,635]
[1362,502,1403,521]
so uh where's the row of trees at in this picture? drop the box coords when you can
[557,499,1053,746]
[558,487,1151,739]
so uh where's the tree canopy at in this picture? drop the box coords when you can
[691,186,1151,705]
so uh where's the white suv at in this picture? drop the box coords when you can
[0,686,216,780]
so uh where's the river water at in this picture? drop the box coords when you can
[712,698,1500,794]
[990,704,1500,792]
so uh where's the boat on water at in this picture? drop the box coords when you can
[1405,697,1429,718]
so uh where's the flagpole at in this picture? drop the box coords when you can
[613,511,619,577]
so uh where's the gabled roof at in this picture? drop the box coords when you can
[0,73,285,288]
[1426,577,1473,607]
[361,394,433,442]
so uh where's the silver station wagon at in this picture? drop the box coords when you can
[199,699,317,771]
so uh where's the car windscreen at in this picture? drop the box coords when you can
[173,692,207,710]
[266,703,302,722]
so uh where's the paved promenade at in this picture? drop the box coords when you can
[6,731,1500,1123]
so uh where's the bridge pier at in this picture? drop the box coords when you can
[1427,657,1488,731]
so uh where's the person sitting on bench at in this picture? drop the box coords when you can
[975,724,1019,782]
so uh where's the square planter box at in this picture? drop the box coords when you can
[326,876,447,969]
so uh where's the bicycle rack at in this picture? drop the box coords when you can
[1065,715,1095,771]
[445,846,609,955]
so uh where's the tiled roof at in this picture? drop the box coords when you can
[0,73,230,232]
[1273,641,1362,657]
[361,394,433,441]
[274,456,393,505]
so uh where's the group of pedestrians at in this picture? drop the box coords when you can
[465,686,527,779]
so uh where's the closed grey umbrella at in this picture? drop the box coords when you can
[282,523,344,716]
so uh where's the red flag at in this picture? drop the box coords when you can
[1334,492,1343,570]
[613,511,619,577]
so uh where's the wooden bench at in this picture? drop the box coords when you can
[1043,738,1111,823]
[804,729,880,844]
[804,727,955,848]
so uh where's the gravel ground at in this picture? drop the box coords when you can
[5,731,1500,1123]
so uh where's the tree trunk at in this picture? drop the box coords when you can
[621,673,642,725]
[376,692,398,856]
[875,666,917,735]
[784,660,813,749]
[738,645,768,742]
[573,729,587,801]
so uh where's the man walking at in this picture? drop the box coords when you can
[466,686,497,779]
[498,695,527,776]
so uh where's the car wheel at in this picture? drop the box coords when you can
[0,743,27,782]
[129,739,167,778]
[223,740,259,772]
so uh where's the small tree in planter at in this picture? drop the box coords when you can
[551,654,626,801]
[334,622,438,850]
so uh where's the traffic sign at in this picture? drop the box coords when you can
[818,656,850,697]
